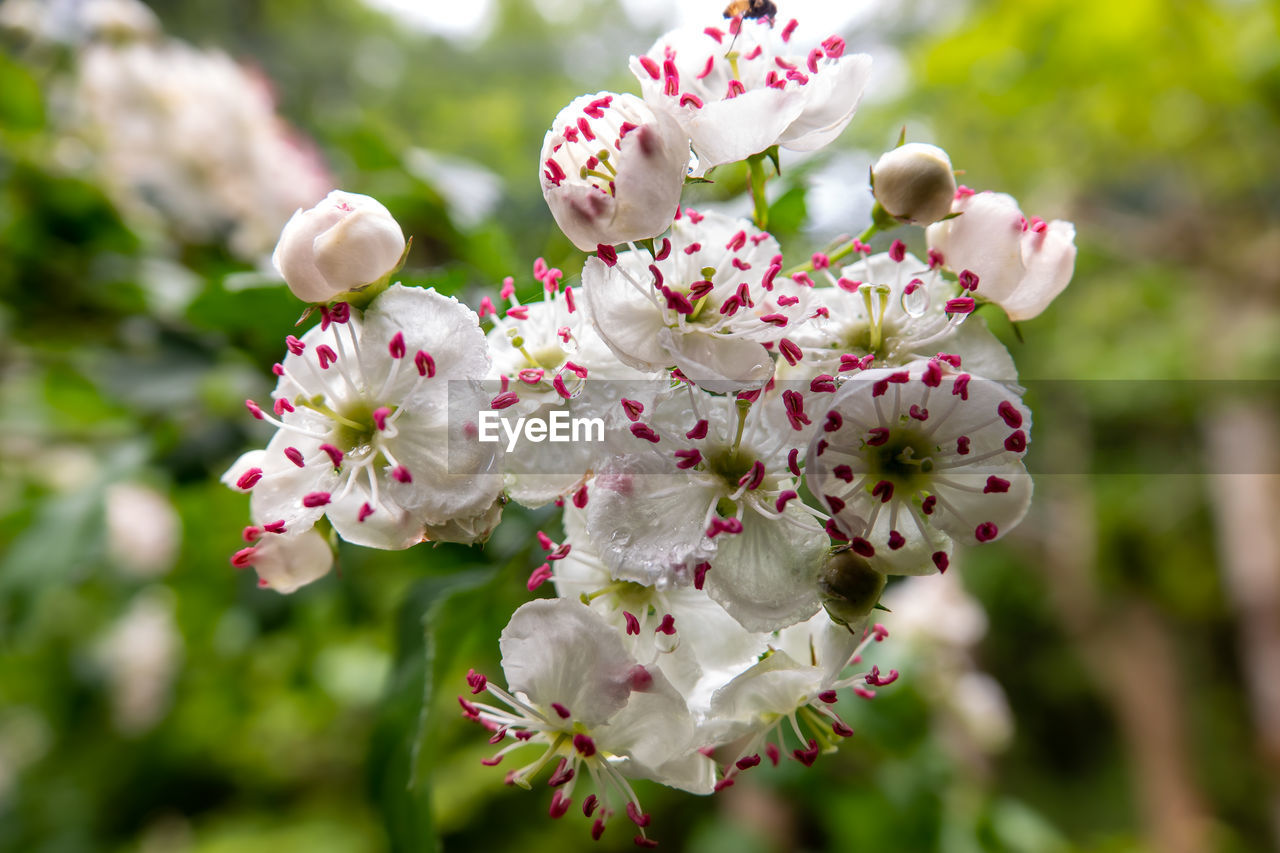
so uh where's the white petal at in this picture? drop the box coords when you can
[582,256,672,371]
[251,528,334,594]
[661,328,774,393]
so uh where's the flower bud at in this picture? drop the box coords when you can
[272,190,406,303]
[818,549,887,629]
[871,142,957,226]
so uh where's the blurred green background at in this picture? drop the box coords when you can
[1,0,1278,851]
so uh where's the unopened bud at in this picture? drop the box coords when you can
[871,143,957,226]
[273,190,406,303]
[818,549,886,628]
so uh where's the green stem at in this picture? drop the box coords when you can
[783,222,881,277]
[747,155,769,231]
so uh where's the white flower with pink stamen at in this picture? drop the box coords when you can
[540,92,690,252]
[631,16,872,172]
[777,242,1016,394]
[546,504,767,710]
[482,261,660,508]
[462,598,714,846]
[583,208,811,393]
[585,386,830,632]
[230,525,334,594]
[705,611,892,788]
[222,284,502,550]
[805,360,1033,574]
[926,189,1077,322]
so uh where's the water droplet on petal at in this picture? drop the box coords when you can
[901,283,929,318]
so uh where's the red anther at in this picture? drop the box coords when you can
[623,611,641,635]
[518,368,545,385]
[272,363,285,377]
[810,375,836,393]
[619,121,638,140]
[810,252,831,270]
[685,419,709,440]
[674,449,702,469]
[542,268,563,293]
[245,399,265,420]
[615,398,643,422]
[824,411,843,432]
[242,525,262,542]
[693,562,710,590]
[851,537,875,557]
[958,269,980,291]
[761,264,780,291]
[818,689,839,704]
[838,354,863,373]
[975,522,999,543]
[775,490,798,513]
[503,275,518,299]
[766,742,781,766]
[703,25,724,42]
[833,465,853,483]
[316,344,338,369]
[552,374,572,399]
[466,668,487,694]
[358,502,375,522]
[548,758,575,787]
[576,117,596,141]
[626,802,651,828]
[718,294,741,316]
[592,819,606,841]
[777,294,799,307]
[491,391,520,409]
[825,495,846,513]
[853,686,875,699]
[689,279,713,298]
[793,738,821,767]
[984,475,1011,494]
[923,359,943,388]
[952,373,971,400]
[684,243,703,256]
[822,35,846,58]
[744,45,762,60]
[549,790,572,819]
[788,447,802,476]
[872,378,890,397]
[781,18,799,41]
[904,279,923,298]
[236,468,264,490]
[583,95,613,117]
[319,305,333,331]
[909,405,929,421]
[583,794,599,817]
[478,296,497,318]
[573,484,589,508]
[654,238,672,261]
[488,728,507,745]
[825,519,850,541]
[564,361,588,379]
[285,335,305,355]
[634,837,659,849]
[595,243,618,267]
[792,272,815,287]
[928,248,945,269]
[732,257,751,271]
[956,185,975,198]
[806,47,823,73]
[779,338,803,366]
[547,543,572,562]
[693,65,714,87]
[563,286,577,315]
[726,79,746,98]
[573,733,597,757]
[735,282,753,307]
[388,331,406,359]
[832,720,854,737]
[760,313,788,327]
[302,492,331,508]
[505,306,529,321]
[655,614,676,635]
[663,287,694,315]
[782,390,810,431]
[527,563,552,591]
[861,428,888,449]
[736,754,762,770]
[536,531,554,550]
[628,664,654,692]
[391,465,412,483]
[997,400,1023,428]
[922,495,937,515]
[888,530,906,550]
[955,435,971,455]
[458,696,480,719]
[866,665,899,686]
[314,444,341,468]
[630,423,660,443]
[945,297,976,315]
[551,702,571,719]
[1005,430,1027,453]
[725,230,748,252]
[543,157,566,186]
[273,398,294,416]
[738,461,766,491]
[230,547,257,568]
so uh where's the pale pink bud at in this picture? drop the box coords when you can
[871,142,957,225]
[272,190,405,303]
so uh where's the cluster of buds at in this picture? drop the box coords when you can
[220,7,1078,847]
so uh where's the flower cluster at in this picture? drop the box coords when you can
[219,8,1077,846]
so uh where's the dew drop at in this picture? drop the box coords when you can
[901,282,929,318]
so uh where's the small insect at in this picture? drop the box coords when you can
[723,0,778,20]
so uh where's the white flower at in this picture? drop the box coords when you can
[704,611,890,786]
[222,285,502,550]
[870,142,957,226]
[463,599,713,845]
[926,189,1077,322]
[548,504,768,712]
[584,386,830,633]
[94,587,182,734]
[273,190,406,304]
[231,526,335,594]
[104,482,181,578]
[540,92,689,252]
[777,246,1017,400]
[481,263,659,508]
[805,361,1033,574]
[584,209,811,393]
[631,17,872,172]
